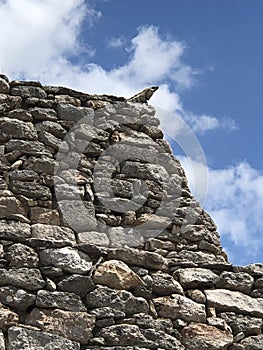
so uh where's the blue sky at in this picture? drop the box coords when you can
[0,0,262,265]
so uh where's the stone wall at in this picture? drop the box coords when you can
[0,74,262,350]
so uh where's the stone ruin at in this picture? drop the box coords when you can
[0,74,262,350]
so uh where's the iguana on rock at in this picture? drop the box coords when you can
[127,86,159,104]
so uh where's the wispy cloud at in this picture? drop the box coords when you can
[180,157,263,265]
[107,36,126,48]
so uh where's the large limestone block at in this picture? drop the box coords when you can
[0,220,31,240]
[216,271,254,294]
[26,308,95,344]
[0,286,36,311]
[153,294,206,322]
[6,243,39,268]
[0,196,27,219]
[182,323,233,350]
[205,289,263,317]
[93,259,144,290]
[8,326,80,350]
[0,117,37,140]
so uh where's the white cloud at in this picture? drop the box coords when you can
[181,157,263,264]
[0,2,235,134]
[108,36,126,48]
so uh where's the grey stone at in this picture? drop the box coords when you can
[5,139,53,157]
[153,294,206,322]
[90,307,125,319]
[151,271,184,295]
[57,274,95,296]
[8,108,33,121]
[0,117,37,140]
[241,335,263,349]
[97,324,151,347]
[26,308,95,344]
[24,156,55,174]
[86,285,149,315]
[78,231,110,246]
[57,103,94,123]
[35,120,66,138]
[108,247,168,271]
[216,271,254,294]
[182,323,233,350]
[175,267,218,289]
[6,243,39,267]
[12,86,47,98]
[39,246,92,274]
[0,303,19,331]
[57,200,97,232]
[36,290,86,311]
[31,223,76,246]
[38,131,62,151]
[0,286,36,311]
[30,107,58,121]
[8,326,80,350]
[0,196,27,219]
[0,78,10,93]
[219,312,263,336]
[205,289,263,317]
[121,161,168,184]
[0,331,4,350]
[0,220,31,240]
[0,268,45,291]
[10,180,51,199]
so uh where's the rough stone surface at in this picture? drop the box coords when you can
[182,323,233,350]
[26,308,95,344]
[8,326,80,350]
[153,294,206,322]
[205,289,263,317]
[0,77,262,349]
[93,260,144,290]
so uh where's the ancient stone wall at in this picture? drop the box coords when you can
[0,74,262,349]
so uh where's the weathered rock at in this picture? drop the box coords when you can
[26,308,95,344]
[108,247,168,271]
[0,331,4,350]
[39,247,92,274]
[31,223,76,246]
[78,231,110,246]
[0,117,37,140]
[0,302,19,331]
[90,307,125,319]
[10,180,51,199]
[0,196,27,219]
[182,323,233,350]
[0,286,36,311]
[12,86,47,99]
[30,107,57,122]
[57,200,97,232]
[205,289,263,317]
[5,139,53,157]
[175,267,218,289]
[8,326,80,350]
[240,334,263,349]
[0,220,31,240]
[86,285,149,315]
[5,243,39,267]
[36,290,86,311]
[0,78,10,93]
[57,274,95,296]
[38,130,62,151]
[151,271,184,295]
[24,156,55,174]
[153,294,206,322]
[93,260,144,290]
[0,268,45,291]
[97,324,151,347]
[216,271,254,294]
[219,312,263,336]
[30,207,60,225]
[35,120,66,138]
[57,103,94,123]
[8,108,33,121]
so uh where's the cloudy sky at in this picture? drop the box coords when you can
[0,0,262,265]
